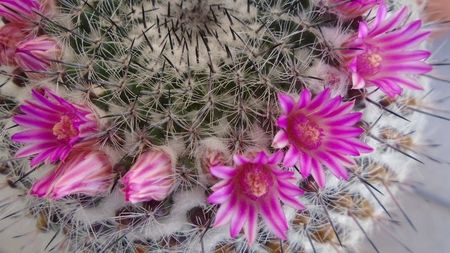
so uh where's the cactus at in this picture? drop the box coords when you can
[0,0,447,252]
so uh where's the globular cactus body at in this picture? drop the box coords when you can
[0,0,446,253]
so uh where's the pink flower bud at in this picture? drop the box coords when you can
[327,0,381,19]
[30,149,113,200]
[0,0,55,24]
[200,149,227,182]
[196,138,230,185]
[0,23,29,66]
[121,150,176,203]
[15,36,61,74]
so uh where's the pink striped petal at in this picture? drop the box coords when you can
[279,190,305,210]
[210,166,237,179]
[213,195,237,227]
[311,159,325,188]
[233,155,249,166]
[298,89,311,108]
[230,200,248,237]
[277,93,295,113]
[283,145,300,167]
[243,205,257,245]
[316,152,349,180]
[208,183,233,204]
[299,152,312,177]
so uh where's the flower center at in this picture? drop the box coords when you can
[240,165,272,199]
[356,50,383,76]
[287,114,324,150]
[52,115,79,140]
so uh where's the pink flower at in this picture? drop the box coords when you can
[0,23,29,66]
[121,150,176,203]
[15,36,62,73]
[327,0,381,19]
[30,149,113,200]
[272,89,373,187]
[11,88,98,167]
[207,151,304,244]
[342,5,432,98]
[0,0,55,24]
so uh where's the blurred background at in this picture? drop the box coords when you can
[370,35,450,252]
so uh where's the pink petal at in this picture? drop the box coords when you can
[298,89,311,108]
[358,22,369,39]
[329,127,365,137]
[11,129,55,143]
[325,139,360,156]
[13,115,54,128]
[371,6,407,36]
[207,182,233,204]
[30,148,55,167]
[316,152,349,180]
[338,138,374,154]
[382,77,423,90]
[233,155,249,166]
[311,159,325,188]
[279,190,305,210]
[283,145,300,167]
[213,195,237,227]
[272,130,289,149]
[15,142,56,158]
[278,180,304,196]
[210,166,237,179]
[243,205,257,245]
[276,115,288,128]
[230,200,248,237]
[327,112,362,126]
[307,88,330,111]
[260,197,288,240]
[352,72,366,89]
[299,152,311,177]
[268,150,284,164]
[277,93,295,113]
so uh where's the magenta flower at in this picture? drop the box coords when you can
[0,23,29,66]
[15,36,62,73]
[0,0,55,24]
[12,88,98,167]
[121,150,175,203]
[272,89,373,187]
[342,5,432,98]
[327,0,381,19]
[208,151,304,244]
[30,149,113,200]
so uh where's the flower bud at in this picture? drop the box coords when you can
[30,149,113,200]
[121,149,176,203]
[327,0,381,19]
[0,0,55,24]
[0,23,29,66]
[15,36,62,74]
[196,138,230,185]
